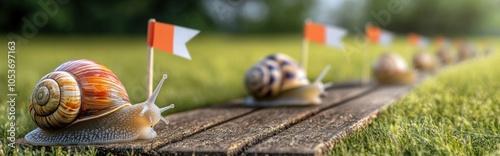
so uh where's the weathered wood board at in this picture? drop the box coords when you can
[246,85,413,156]
[18,101,257,154]
[157,82,375,155]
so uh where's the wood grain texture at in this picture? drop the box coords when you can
[157,82,375,155]
[246,85,413,156]
[17,100,256,155]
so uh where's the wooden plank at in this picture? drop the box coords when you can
[245,85,413,156]
[17,100,256,155]
[157,82,376,155]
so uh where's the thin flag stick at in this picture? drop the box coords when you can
[147,46,154,98]
[302,19,312,76]
[147,18,156,98]
[361,44,369,85]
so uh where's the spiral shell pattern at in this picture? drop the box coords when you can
[30,72,81,130]
[30,59,130,130]
[244,53,309,99]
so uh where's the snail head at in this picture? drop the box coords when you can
[139,74,175,126]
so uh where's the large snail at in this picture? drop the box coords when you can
[24,59,175,145]
[436,48,455,65]
[412,50,438,72]
[244,53,330,107]
[372,53,416,85]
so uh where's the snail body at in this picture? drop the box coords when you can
[244,53,330,107]
[413,51,438,72]
[25,60,174,145]
[372,53,416,85]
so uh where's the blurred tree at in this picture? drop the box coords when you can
[367,0,495,36]
[201,0,313,33]
[1,0,497,35]
[1,0,214,35]
[1,0,312,34]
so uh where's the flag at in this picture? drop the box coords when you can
[435,35,451,48]
[365,24,393,47]
[304,22,347,49]
[408,33,430,48]
[365,24,381,43]
[379,30,394,47]
[147,21,200,60]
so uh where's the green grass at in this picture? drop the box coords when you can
[0,34,496,155]
[330,52,500,155]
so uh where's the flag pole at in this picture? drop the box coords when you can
[362,24,371,86]
[361,44,369,85]
[302,19,311,76]
[147,18,156,98]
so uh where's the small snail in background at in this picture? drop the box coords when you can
[485,46,495,56]
[413,50,438,72]
[372,53,416,85]
[458,43,476,61]
[25,59,175,145]
[436,48,455,65]
[244,53,330,107]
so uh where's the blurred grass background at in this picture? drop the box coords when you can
[331,48,500,155]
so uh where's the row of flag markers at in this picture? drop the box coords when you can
[146,18,200,97]
[302,20,347,75]
[142,18,459,95]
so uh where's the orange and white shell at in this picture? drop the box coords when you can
[30,59,130,130]
[244,53,309,99]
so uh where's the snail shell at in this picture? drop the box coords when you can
[30,60,130,130]
[372,53,416,85]
[245,53,309,99]
[436,48,455,65]
[244,53,329,107]
[458,43,476,61]
[412,51,438,72]
[485,46,494,56]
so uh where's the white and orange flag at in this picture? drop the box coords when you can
[304,21,347,49]
[408,33,429,48]
[147,20,200,60]
[366,24,394,47]
[435,35,451,48]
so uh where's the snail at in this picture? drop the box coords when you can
[372,53,416,85]
[436,48,455,65]
[412,50,438,72]
[24,59,175,145]
[458,43,476,61]
[244,53,330,107]
[485,46,495,56]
